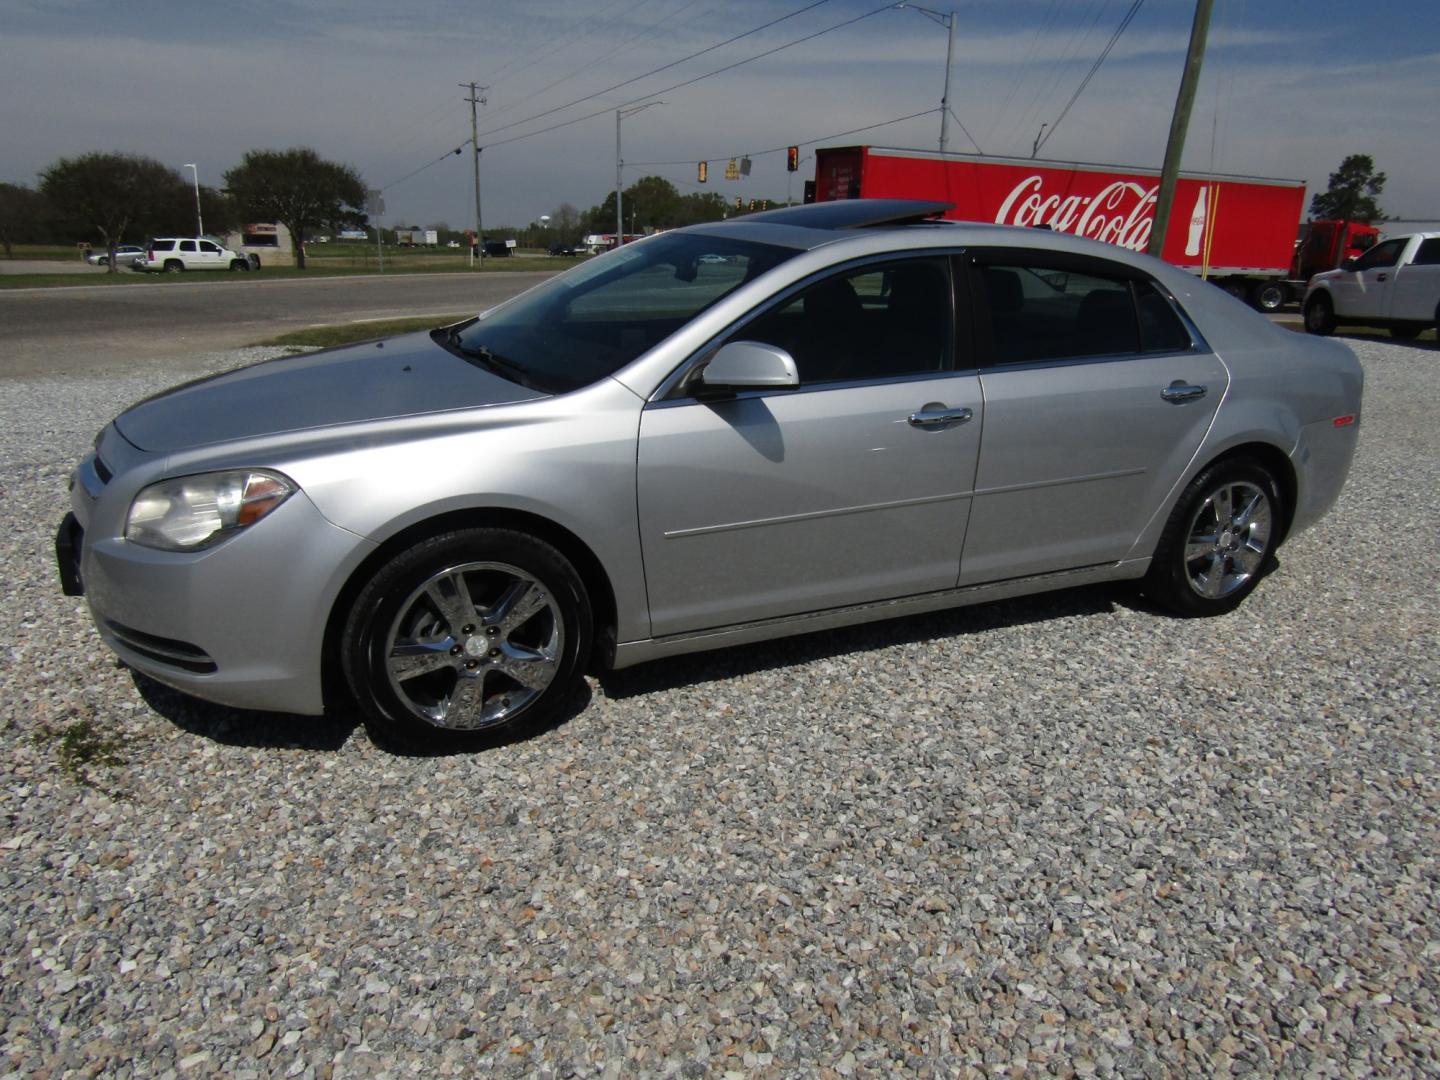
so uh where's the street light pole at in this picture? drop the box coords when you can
[616,102,664,246]
[183,163,203,236]
[898,5,956,154]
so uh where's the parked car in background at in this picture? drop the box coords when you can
[548,243,579,257]
[1304,232,1440,340]
[57,200,1363,750]
[86,244,145,267]
[132,237,256,273]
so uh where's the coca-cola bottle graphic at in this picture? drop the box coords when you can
[1184,186,1209,257]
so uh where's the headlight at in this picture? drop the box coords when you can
[126,470,295,551]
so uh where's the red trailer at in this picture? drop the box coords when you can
[812,145,1368,311]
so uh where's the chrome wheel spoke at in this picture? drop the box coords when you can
[1231,543,1264,577]
[442,670,487,726]
[1185,536,1218,562]
[388,638,456,681]
[1211,486,1234,528]
[426,572,477,637]
[490,579,550,635]
[494,644,558,691]
[1199,555,1228,598]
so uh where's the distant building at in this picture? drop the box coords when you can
[224,222,294,262]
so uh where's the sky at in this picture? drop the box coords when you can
[2,0,1437,235]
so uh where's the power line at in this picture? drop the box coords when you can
[378,143,466,192]
[483,0,710,125]
[1034,0,1144,155]
[474,0,835,143]
[625,107,942,167]
[482,3,896,151]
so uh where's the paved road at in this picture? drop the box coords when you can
[0,271,550,378]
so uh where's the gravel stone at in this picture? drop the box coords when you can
[0,338,1436,1076]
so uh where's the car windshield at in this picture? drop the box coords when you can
[451,232,796,393]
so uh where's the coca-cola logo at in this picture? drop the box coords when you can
[994,175,1158,251]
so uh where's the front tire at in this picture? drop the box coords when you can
[1390,324,1422,341]
[341,528,592,749]
[1143,458,1283,617]
[1304,293,1336,335]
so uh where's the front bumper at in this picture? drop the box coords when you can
[63,467,376,716]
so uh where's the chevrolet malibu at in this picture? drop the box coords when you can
[57,200,1363,749]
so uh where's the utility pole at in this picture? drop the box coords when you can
[461,82,488,263]
[1148,0,1213,258]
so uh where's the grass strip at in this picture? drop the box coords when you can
[257,314,472,349]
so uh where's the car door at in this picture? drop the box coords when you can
[957,252,1226,587]
[1329,237,1407,319]
[637,255,982,637]
[1390,237,1440,321]
[197,239,226,269]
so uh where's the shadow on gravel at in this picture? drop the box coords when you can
[132,672,357,752]
[599,582,1120,702]
[132,669,595,758]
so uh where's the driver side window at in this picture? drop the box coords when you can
[739,257,952,384]
[1355,239,1404,271]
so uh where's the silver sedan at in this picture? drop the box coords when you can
[57,200,1363,749]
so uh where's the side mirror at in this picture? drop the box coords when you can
[1342,257,1359,272]
[700,341,799,390]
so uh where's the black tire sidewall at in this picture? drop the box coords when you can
[341,528,592,747]
[1304,294,1335,335]
[1144,458,1283,617]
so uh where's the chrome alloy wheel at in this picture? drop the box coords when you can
[383,561,563,730]
[1182,480,1273,600]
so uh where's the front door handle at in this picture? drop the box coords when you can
[1161,382,1207,404]
[908,404,974,428]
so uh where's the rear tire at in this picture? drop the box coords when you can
[1389,324,1421,341]
[341,528,592,751]
[1143,458,1283,617]
[164,260,183,274]
[1304,293,1336,335]
[1249,280,1287,313]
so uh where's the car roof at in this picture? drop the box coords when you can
[683,198,1176,271]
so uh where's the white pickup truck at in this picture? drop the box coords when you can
[1303,232,1440,340]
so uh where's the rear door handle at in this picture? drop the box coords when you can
[908,405,973,428]
[1161,382,1207,404]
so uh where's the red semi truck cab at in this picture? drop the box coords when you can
[813,145,1339,311]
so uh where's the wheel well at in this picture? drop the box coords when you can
[320,508,620,708]
[1202,442,1297,542]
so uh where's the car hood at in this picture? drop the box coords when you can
[114,331,546,453]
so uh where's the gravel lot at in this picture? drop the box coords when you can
[1,338,1435,1078]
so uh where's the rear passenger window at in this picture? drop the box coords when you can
[1414,238,1440,266]
[978,261,1191,364]
[1135,280,1192,353]
[179,240,197,253]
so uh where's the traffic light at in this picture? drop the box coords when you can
[697,161,707,183]
[735,196,742,210]
[748,199,755,211]
[787,145,799,172]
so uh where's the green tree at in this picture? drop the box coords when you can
[1310,154,1386,225]
[0,182,51,257]
[40,152,190,272]
[224,148,366,269]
